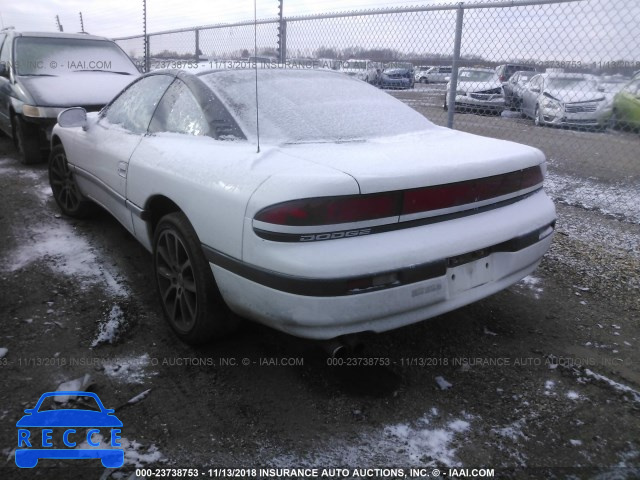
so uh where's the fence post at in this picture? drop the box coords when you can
[279,20,287,63]
[446,3,464,129]
[195,28,200,59]
[144,34,150,73]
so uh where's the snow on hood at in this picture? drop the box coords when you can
[277,127,545,193]
[19,72,138,107]
[544,88,605,104]
[458,79,502,92]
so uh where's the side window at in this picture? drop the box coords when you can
[104,74,174,134]
[149,80,209,136]
[529,76,540,89]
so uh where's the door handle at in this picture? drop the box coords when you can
[117,161,127,178]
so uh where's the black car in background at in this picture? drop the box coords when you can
[496,63,536,84]
[0,28,139,164]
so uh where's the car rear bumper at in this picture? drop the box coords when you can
[209,190,556,339]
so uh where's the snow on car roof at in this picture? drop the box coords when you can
[199,69,434,144]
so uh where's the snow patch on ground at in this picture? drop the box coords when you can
[268,411,473,468]
[76,434,165,467]
[103,354,156,384]
[545,171,640,225]
[492,417,528,442]
[514,275,544,299]
[3,221,129,297]
[581,369,640,404]
[92,305,126,347]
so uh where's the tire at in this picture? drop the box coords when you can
[153,212,237,344]
[14,115,43,165]
[48,144,94,218]
[534,105,545,127]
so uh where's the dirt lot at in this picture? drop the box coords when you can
[0,104,639,480]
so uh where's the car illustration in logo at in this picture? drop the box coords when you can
[16,391,124,468]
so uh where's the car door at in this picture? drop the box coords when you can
[67,73,174,232]
[522,75,541,118]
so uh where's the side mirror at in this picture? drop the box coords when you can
[0,62,8,78]
[58,107,87,129]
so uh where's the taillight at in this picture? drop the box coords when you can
[255,192,402,226]
[402,166,542,215]
[255,166,543,228]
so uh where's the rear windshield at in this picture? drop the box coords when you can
[459,70,496,82]
[200,69,433,144]
[15,36,138,76]
[547,77,595,90]
[506,65,534,75]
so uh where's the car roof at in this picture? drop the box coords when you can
[460,67,495,72]
[14,31,110,41]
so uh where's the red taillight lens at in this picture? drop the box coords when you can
[255,166,543,227]
[255,192,402,226]
[521,165,544,189]
[402,166,543,216]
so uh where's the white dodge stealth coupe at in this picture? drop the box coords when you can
[49,68,556,344]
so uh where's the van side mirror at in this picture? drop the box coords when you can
[57,107,88,129]
[0,62,8,78]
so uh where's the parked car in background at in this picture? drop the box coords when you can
[444,67,505,114]
[609,76,640,131]
[49,68,555,344]
[496,63,536,83]
[597,75,631,126]
[340,59,379,84]
[421,65,452,83]
[520,73,607,129]
[379,67,414,89]
[503,70,537,109]
[0,28,139,164]
[414,65,433,83]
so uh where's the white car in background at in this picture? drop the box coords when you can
[49,69,555,344]
[444,67,505,114]
[521,72,607,129]
[339,59,379,84]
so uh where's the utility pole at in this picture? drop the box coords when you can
[79,12,84,33]
[55,15,63,32]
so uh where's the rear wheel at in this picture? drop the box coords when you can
[14,115,43,165]
[153,212,237,344]
[49,144,94,218]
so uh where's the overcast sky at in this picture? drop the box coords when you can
[2,0,637,64]
[1,0,461,37]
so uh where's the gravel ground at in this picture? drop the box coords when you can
[0,100,639,480]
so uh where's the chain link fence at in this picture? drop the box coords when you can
[114,0,639,226]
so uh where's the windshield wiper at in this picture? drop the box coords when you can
[73,69,133,75]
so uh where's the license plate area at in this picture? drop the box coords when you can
[447,248,493,295]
